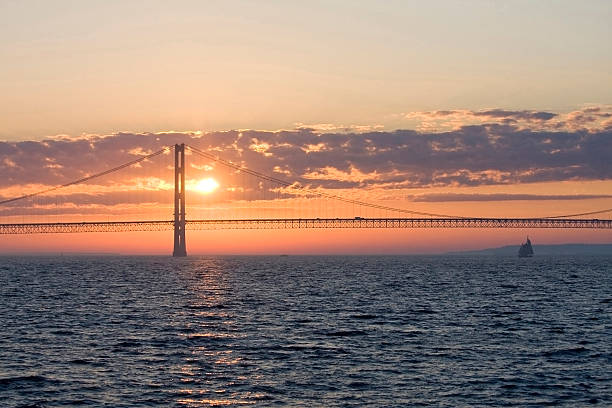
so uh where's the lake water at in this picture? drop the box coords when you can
[1,255,610,407]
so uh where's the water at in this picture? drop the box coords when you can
[1,255,610,407]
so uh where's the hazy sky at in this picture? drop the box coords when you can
[1,0,610,139]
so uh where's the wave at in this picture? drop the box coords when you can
[542,346,589,357]
[321,330,367,337]
[0,375,58,390]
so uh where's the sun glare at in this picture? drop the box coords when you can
[194,177,219,194]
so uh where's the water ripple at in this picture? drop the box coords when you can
[0,254,610,406]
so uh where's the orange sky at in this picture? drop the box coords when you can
[1,2,611,254]
[3,228,611,256]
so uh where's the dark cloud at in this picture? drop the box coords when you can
[423,108,558,121]
[406,193,612,202]
[472,109,557,121]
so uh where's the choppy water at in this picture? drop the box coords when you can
[1,255,610,407]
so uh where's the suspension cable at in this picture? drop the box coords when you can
[0,146,173,206]
[185,144,464,218]
[544,207,612,218]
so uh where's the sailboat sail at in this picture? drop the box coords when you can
[518,237,534,258]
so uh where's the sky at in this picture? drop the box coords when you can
[1,0,611,254]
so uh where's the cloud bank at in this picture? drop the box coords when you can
[403,106,612,133]
[1,124,611,191]
[1,106,611,213]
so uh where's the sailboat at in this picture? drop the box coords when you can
[518,237,534,258]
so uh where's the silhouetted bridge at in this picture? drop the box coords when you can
[1,143,611,256]
[1,217,610,234]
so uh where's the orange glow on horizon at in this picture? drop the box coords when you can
[1,228,611,256]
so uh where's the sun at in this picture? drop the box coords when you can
[194,177,219,194]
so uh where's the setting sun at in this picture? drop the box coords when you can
[194,177,219,194]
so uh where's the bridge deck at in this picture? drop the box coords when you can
[1,218,611,234]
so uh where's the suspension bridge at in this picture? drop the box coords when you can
[1,143,610,256]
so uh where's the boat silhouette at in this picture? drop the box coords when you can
[518,237,534,258]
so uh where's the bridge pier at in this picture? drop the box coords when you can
[173,143,187,257]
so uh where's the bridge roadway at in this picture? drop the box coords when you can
[1,217,611,234]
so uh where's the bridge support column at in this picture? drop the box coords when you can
[173,143,187,257]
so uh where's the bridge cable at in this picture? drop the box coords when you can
[544,208,612,218]
[0,146,173,206]
[185,144,464,219]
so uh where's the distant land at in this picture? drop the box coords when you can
[447,244,612,256]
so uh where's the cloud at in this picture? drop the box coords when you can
[472,109,557,121]
[295,123,385,133]
[404,105,612,132]
[1,110,612,214]
[406,193,612,202]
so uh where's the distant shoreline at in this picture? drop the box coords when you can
[446,243,612,256]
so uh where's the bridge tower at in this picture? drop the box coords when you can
[173,143,187,257]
